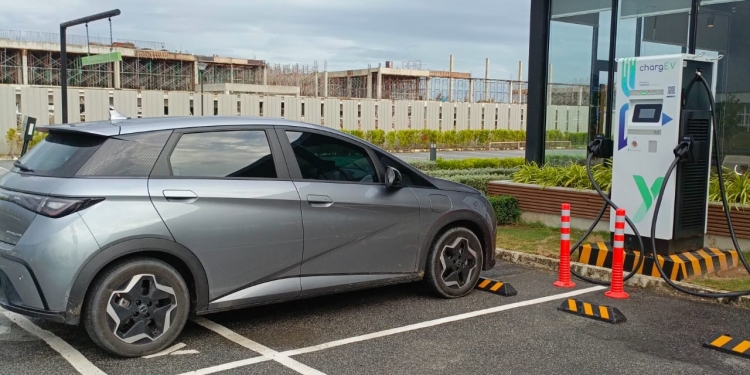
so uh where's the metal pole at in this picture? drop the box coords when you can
[604,0,620,140]
[59,9,121,124]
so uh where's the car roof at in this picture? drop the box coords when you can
[37,116,336,137]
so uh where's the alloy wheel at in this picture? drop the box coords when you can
[439,237,478,289]
[106,274,178,344]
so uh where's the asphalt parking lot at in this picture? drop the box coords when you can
[2,261,750,375]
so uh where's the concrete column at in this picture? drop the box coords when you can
[21,50,28,85]
[510,82,514,104]
[366,71,373,99]
[315,71,320,97]
[376,69,382,99]
[484,58,490,102]
[194,62,200,90]
[469,79,474,102]
[262,66,268,86]
[113,61,121,89]
[346,76,352,98]
[323,71,329,97]
[448,55,454,102]
[425,77,430,101]
[518,61,524,103]
[230,65,234,83]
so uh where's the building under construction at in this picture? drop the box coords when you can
[0,28,534,103]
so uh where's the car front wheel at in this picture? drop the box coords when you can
[424,227,484,298]
[83,258,190,357]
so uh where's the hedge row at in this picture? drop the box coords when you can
[342,129,587,151]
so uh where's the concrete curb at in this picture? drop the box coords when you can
[496,248,750,310]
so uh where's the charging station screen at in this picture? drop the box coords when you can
[632,104,663,123]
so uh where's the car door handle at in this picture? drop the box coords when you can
[307,194,333,207]
[163,190,198,202]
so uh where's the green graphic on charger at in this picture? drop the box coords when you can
[633,175,664,223]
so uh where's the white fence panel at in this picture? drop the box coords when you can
[411,101,425,130]
[199,93,213,116]
[141,91,164,118]
[113,90,138,118]
[497,104,510,130]
[52,89,82,124]
[521,104,527,130]
[360,100,376,131]
[342,100,359,130]
[324,98,340,129]
[240,94,260,116]
[83,89,110,121]
[509,104,523,130]
[469,103,482,129]
[579,106,590,133]
[167,92,191,116]
[426,102,440,130]
[377,100,392,131]
[217,94,236,116]
[284,97,302,121]
[442,103,454,130]
[20,87,49,126]
[394,101,409,130]
[303,97,321,125]
[546,105,559,130]
[0,86,16,153]
[455,102,469,130]
[264,96,282,118]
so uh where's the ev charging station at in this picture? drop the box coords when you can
[610,54,717,256]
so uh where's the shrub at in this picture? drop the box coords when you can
[442,174,505,195]
[366,130,386,147]
[6,125,47,156]
[511,162,611,191]
[433,157,527,170]
[488,195,521,225]
[426,168,518,179]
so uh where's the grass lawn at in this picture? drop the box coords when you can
[496,221,750,292]
[496,221,609,258]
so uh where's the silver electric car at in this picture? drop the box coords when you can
[0,116,497,357]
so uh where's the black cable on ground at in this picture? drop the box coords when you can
[565,154,646,286]
[695,72,750,274]
[649,154,750,297]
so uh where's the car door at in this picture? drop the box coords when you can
[275,127,421,295]
[148,126,304,309]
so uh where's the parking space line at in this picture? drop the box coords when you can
[184,285,605,374]
[2,310,106,375]
[142,342,186,358]
[191,316,327,375]
[282,285,606,356]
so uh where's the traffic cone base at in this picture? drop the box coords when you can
[554,280,576,288]
[604,290,629,299]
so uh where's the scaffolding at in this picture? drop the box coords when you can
[202,64,263,85]
[121,57,193,91]
[266,62,320,96]
[381,75,427,101]
[28,51,113,87]
[328,75,368,99]
[548,83,589,106]
[0,48,21,84]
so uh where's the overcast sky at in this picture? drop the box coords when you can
[0,0,532,80]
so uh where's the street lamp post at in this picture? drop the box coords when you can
[197,62,207,116]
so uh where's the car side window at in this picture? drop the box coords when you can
[374,150,434,188]
[285,131,379,183]
[169,130,277,178]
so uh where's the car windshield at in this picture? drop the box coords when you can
[17,132,106,177]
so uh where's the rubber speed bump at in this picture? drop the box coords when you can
[703,334,750,359]
[557,298,626,324]
[475,277,517,297]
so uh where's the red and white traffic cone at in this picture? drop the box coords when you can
[605,208,629,299]
[554,203,576,288]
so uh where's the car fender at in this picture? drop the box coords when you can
[64,237,209,325]
[416,209,496,275]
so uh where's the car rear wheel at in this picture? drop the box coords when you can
[83,258,190,357]
[424,227,483,298]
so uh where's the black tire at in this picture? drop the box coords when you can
[424,227,484,298]
[83,258,190,357]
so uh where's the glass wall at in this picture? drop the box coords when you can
[697,0,750,165]
[546,0,613,157]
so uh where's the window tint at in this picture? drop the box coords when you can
[17,132,106,177]
[285,131,378,183]
[76,131,171,177]
[374,150,434,188]
[169,131,277,178]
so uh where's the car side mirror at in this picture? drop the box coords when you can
[385,166,403,189]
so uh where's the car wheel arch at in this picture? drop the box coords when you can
[65,237,209,325]
[417,210,495,275]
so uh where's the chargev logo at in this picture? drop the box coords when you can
[633,175,664,223]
